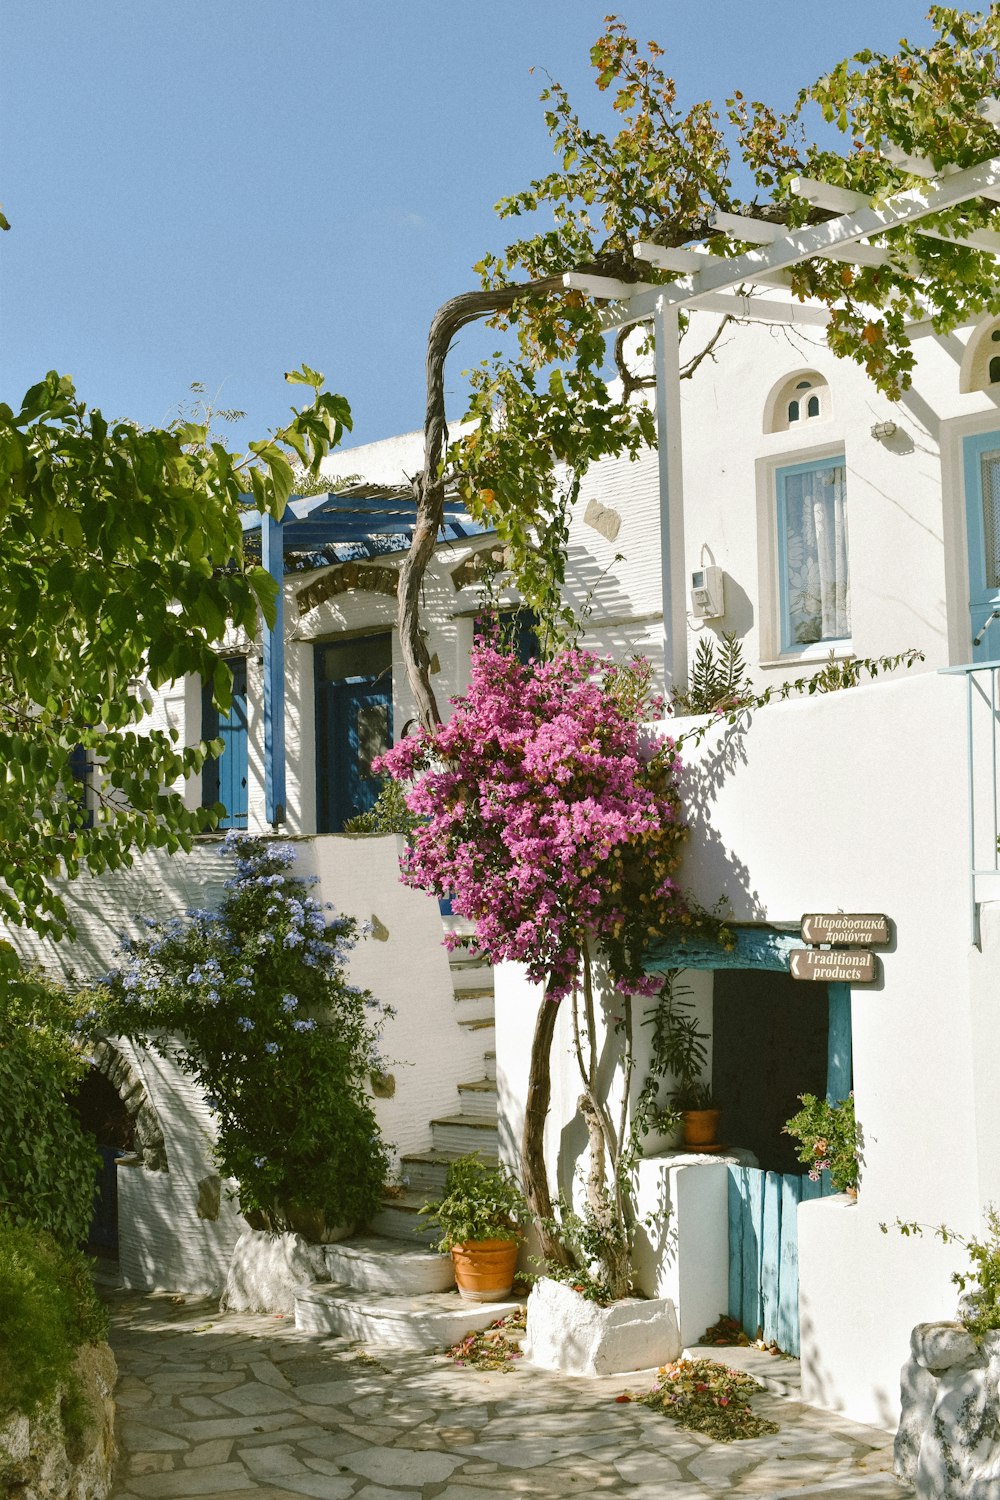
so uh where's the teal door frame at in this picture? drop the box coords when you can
[645,927,852,1103]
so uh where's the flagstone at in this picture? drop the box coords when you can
[214,1384,300,1416]
[336,1445,464,1486]
[241,1445,309,1480]
[252,1476,353,1499]
[612,1449,683,1484]
[128,1461,258,1497]
[187,1439,237,1468]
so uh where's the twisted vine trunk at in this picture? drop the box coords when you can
[522,987,571,1264]
[399,279,561,731]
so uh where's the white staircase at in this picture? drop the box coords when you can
[293,920,520,1349]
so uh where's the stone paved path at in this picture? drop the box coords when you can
[106,1292,913,1500]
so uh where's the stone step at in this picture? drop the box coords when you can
[295,1282,522,1350]
[323,1234,454,1295]
[399,1148,499,1196]
[430,1113,500,1156]
[484,1050,496,1082]
[683,1344,802,1399]
[369,1190,443,1247]
[452,980,495,1002]
[448,951,491,974]
[457,1079,499,1120]
[451,993,494,1025]
[457,1015,496,1034]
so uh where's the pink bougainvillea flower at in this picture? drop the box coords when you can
[377,643,699,999]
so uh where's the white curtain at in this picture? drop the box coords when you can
[783,463,849,646]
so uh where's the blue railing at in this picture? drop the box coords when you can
[940,659,1000,942]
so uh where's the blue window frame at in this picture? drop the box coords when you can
[776,455,850,652]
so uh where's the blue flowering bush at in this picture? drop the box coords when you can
[97,834,391,1236]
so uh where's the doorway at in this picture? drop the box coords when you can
[315,634,393,832]
[962,430,1000,659]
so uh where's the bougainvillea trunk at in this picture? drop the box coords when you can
[522,988,571,1265]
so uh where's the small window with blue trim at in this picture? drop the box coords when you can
[776,456,850,650]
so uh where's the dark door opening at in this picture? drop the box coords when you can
[68,1070,136,1255]
[315,635,393,832]
[712,968,830,1173]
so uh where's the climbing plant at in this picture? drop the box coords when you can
[399,9,1000,725]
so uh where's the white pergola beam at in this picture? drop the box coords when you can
[652,157,1000,311]
[634,242,709,273]
[789,176,869,213]
[562,271,657,300]
[600,287,831,333]
[710,210,898,268]
[920,224,1000,255]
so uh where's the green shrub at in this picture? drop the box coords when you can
[783,1092,861,1195]
[97,833,391,1233]
[0,965,98,1246]
[0,1221,107,1423]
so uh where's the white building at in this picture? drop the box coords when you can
[17,216,1000,1430]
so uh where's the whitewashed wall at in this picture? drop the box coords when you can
[8,833,475,1292]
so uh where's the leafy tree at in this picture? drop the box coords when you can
[399,8,1000,724]
[0,365,350,936]
[97,834,391,1233]
[0,963,99,1247]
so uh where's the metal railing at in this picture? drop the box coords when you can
[940,658,1000,942]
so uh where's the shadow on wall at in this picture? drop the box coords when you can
[675,718,764,923]
[799,1303,899,1433]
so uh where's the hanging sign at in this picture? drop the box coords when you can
[800,913,890,946]
[790,949,877,984]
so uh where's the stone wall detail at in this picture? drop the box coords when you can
[895,1320,1000,1498]
[90,1041,168,1172]
[0,1342,117,1500]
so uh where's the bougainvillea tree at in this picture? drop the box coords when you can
[379,641,719,1281]
[97,834,390,1236]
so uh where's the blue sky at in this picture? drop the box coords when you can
[2,2,939,455]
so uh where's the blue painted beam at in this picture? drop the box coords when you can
[262,513,286,827]
[646,926,803,973]
[826,983,853,1103]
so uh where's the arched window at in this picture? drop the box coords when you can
[959,319,1000,393]
[990,355,1000,385]
[764,372,831,433]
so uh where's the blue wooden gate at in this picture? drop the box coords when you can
[727,1167,829,1355]
[726,981,851,1355]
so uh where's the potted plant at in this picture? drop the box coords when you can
[419,1154,527,1301]
[671,1080,721,1150]
[783,1092,861,1196]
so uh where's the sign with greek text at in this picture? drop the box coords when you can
[800,913,890,946]
[790,949,877,984]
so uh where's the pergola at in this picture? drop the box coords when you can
[241,484,486,826]
[560,147,1000,688]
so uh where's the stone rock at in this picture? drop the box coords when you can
[911,1321,977,1371]
[0,1342,117,1500]
[220,1227,330,1315]
[583,498,622,543]
[523,1275,680,1377]
[896,1318,1000,1498]
[196,1174,222,1221]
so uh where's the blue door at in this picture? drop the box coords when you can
[315,636,393,832]
[963,431,1000,659]
[203,656,249,829]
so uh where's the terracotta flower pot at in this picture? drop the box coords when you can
[450,1238,520,1302]
[681,1108,721,1149]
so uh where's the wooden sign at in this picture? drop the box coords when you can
[790,949,877,984]
[800,913,890,946]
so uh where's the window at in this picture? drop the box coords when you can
[764,371,831,433]
[776,457,850,650]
